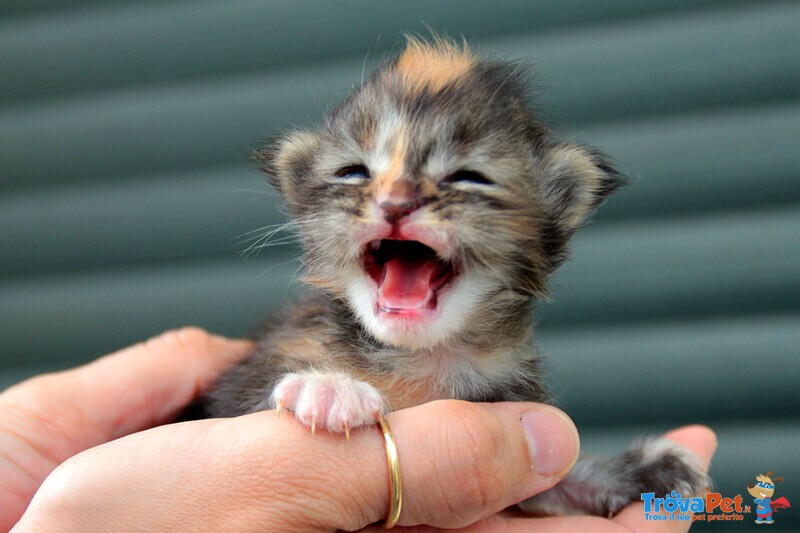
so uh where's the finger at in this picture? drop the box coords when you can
[0,328,251,531]
[2,328,252,454]
[241,399,580,531]
[396,401,580,528]
[15,400,579,532]
[613,425,717,533]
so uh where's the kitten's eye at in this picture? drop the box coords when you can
[334,164,371,181]
[442,170,494,185]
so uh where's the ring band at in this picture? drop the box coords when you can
[377,412,402,528]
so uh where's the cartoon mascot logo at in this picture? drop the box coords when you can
[747,471,791,525]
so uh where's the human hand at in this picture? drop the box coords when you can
[0,328,252,532]
[1,329,715,532]
[4,328,581,532]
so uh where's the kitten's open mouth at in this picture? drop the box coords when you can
[362,239,456,315]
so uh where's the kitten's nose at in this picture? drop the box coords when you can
[379,180,422,224]
[381,199,420,223]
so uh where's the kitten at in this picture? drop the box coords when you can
[205,37,708,517]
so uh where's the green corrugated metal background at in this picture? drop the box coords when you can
[1,1,798,530]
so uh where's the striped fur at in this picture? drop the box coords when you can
[204,38,707,517]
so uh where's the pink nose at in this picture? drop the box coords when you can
[379,179,422,223]
[380,198,420,223]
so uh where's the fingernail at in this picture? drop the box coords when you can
[521,408,580,476]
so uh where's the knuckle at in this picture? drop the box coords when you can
[434,401,509,513]
[34,454,95,513]
[147,327,213,355]
[1,373,68,422]
[8,373,56,397]
[439,401,506,465]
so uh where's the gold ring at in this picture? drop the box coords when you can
[377,412,402,528]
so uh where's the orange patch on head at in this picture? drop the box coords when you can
[373,125,409,197]
[395,36,474,93]
[385,133,406,182]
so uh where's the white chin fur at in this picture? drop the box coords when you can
[346,270,493,349]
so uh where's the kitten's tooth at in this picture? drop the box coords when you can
[370,240,381,250]
[311,417,316,436]
[345,423,351,442]
[276,401,284,417]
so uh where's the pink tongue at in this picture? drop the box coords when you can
[378,256,440,310]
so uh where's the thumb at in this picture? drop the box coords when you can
[249,399,580,530]
[378,400,581,528]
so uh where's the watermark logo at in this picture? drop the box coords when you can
[640,470,792,524]
[746,471,791,525]
[641,491,748,523]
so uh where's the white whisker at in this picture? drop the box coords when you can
[253,257,302,281]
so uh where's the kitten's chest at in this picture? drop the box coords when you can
[351,345,515,410]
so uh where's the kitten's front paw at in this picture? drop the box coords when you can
[271,372,388,436]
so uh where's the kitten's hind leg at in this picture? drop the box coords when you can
[519,436,710,517]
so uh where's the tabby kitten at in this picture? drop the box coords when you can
[205,37,708,516]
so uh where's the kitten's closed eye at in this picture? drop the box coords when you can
[441,169,494,185]
[334,164,371,182]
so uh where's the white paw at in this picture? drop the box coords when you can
[271,372,388,436]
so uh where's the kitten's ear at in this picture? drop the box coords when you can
[252,130,322,199]
[538,142,625,236]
